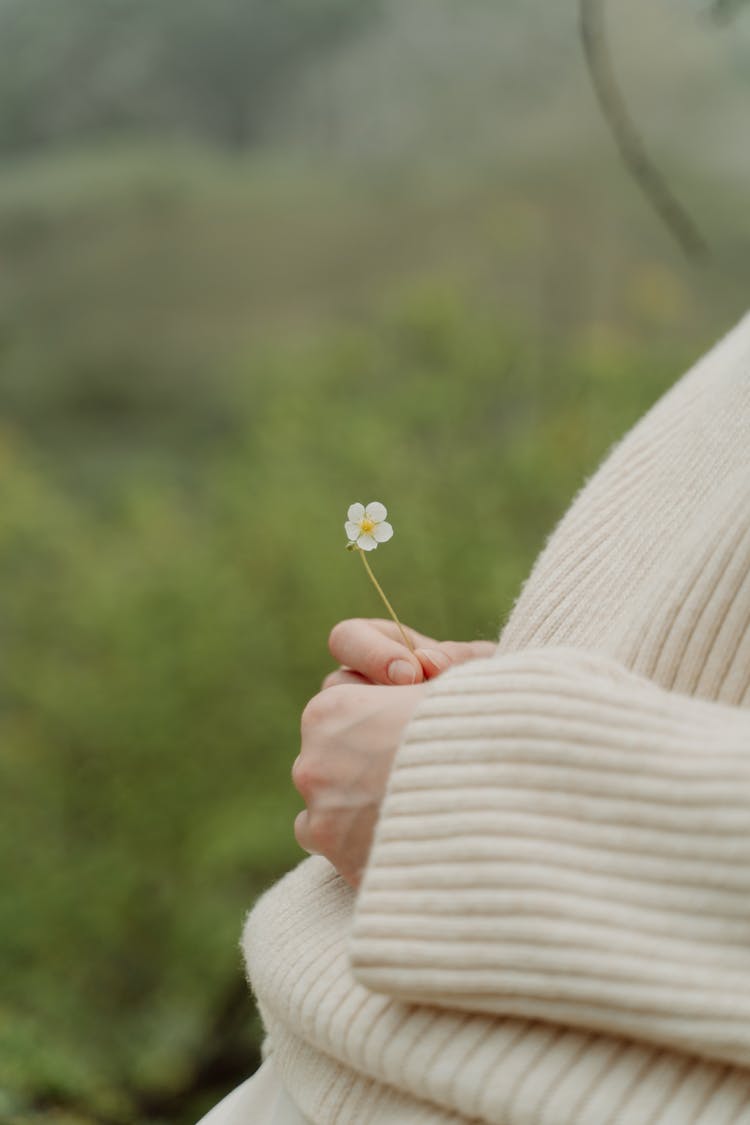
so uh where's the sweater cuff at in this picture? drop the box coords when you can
[350,647,750,1067]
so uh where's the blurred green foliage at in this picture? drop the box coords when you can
[0,151,702,1116]
[0,0,380,154]
[0,2,747,1120]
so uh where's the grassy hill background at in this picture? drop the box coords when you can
[0,1,748,1121]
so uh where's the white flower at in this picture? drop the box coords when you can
[345,501,394,551]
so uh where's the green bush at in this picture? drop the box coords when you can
[0,283,685,1121]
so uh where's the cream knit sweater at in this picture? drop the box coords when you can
[244,313,750,1124]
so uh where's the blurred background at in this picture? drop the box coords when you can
[0,0,747,1121]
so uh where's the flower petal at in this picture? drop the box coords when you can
[365,501,387,522]
[357,534,378,551]
[372,521,393,542]
[347,502,364,522]
[345,521,361,540]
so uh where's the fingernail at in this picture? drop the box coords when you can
[388,659,417,685]
[419,649,451,674]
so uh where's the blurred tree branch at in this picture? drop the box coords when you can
[579,0,710,263]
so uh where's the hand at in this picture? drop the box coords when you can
[322,617,497,689]
[293,682,427,887]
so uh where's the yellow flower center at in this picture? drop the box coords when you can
[360,517,375,534]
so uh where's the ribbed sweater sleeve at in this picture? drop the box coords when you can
[350,647,750,1069]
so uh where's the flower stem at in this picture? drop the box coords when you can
[358,549,416,654]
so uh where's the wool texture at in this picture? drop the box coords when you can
[244,312,750,1124]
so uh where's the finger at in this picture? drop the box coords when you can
[321,668,371,690]
[294,809,318,854]
[328,618,434,686]
[443,640,498,662]
[415,640,498,679]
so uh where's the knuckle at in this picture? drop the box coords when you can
[300,691,331,731]
[291,752,324,798]
[328,619,353,656]
[301,684,349,731]
[307,810,337,854]
[291,753,305,790]
[293,810,307,846]
[329,616,369,654]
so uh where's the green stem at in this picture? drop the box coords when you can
[358,549,415,654]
